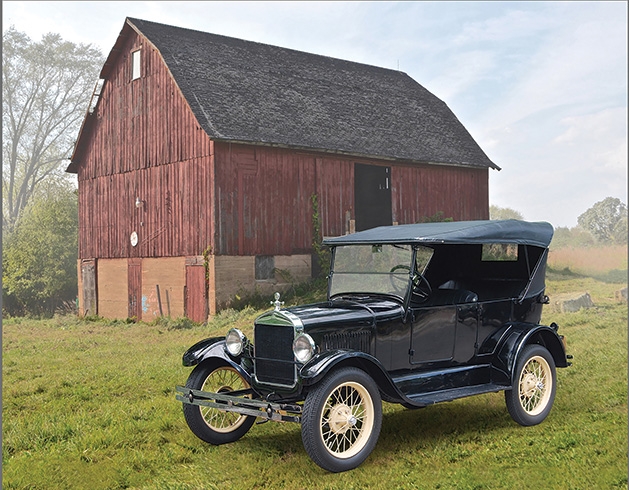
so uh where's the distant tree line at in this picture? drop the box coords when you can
[491,197,628,248]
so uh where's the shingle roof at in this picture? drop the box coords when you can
[123,17,499,169]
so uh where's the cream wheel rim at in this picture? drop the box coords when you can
[319,381,374,458]
[200,367,251,433]
[518,355,552,416]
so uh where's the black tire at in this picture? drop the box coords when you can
[505,344,557,426]
[182,362,256,445]
[301,367,382,473]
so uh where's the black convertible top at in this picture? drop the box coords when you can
[323,220,554,248]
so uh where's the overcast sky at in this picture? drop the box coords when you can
[3,1,627,227]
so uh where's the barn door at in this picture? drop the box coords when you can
[354,163,392,231]
[128,258,142,320]
[81,259,97,316]
[185,257,208,323]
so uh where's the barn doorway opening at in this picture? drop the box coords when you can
[354,163,392,232]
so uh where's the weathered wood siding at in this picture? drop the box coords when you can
[76,28,214,259]
[213,143,489,256]
[392,164,489,223]
[213,143,353,256]
[78,160,213,258]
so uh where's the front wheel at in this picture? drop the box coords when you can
[182,363,256,445]
[301,367,382,473]
[505,344,557,426]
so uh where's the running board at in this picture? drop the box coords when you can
[404,383,507,407]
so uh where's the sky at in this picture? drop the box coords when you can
[3,1,627,228]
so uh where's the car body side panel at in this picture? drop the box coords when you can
[454,303,478,362]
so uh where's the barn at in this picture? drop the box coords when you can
[67,17,500,322]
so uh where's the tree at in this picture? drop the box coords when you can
[489,205,523,221]
[550,226,596,249]
[2,186,79,317]
[2,27,103,233]
[577,197,628,244]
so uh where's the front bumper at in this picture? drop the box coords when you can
[175,385,302,423]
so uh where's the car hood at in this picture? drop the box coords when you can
[255,297,404,330]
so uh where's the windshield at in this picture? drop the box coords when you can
[330,244,426,299]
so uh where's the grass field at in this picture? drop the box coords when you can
[2,273,627,489]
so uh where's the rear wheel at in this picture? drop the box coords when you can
[505,344,556,426]
[301,367,382,472]
[182,363,256,444]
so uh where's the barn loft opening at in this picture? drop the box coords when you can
[132,49,141,80]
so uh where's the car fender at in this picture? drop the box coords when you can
[182,336,227,366]
[182,337,253,383]
[491,323,568,385]
[300,349,403,402]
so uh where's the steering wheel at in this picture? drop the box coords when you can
[390,264,432,300]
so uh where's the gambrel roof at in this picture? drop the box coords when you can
[77,17,500,170]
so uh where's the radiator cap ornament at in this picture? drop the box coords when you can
[271,292,284,311]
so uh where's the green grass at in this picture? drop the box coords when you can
[3,277,627,490]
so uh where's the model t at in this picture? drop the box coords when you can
[176,220,570,472]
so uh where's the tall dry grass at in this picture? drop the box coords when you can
[548,245,627,276]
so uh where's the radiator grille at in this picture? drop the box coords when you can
[254,324,295,386]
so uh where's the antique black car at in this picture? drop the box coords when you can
[176,220,571,472]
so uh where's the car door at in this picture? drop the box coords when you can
[409,305,456,364]
[409,301,479,365]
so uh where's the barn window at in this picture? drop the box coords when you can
[131,50,141,80]
[255,256,275,280]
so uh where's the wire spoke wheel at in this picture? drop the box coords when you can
[183,363,256,445]
[505,344,556,426]
[518,355,552,416]
[320,381,373,458]
[200,366,251,433]
[302,367,382,472]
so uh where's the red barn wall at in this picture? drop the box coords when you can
[76,28,215,260]
[212,142,489,257]
[392,164,489,223]
[74,28,215,320]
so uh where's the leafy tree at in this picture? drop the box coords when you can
[2,186,78,317]
[489,205,524,221]
[610,213,628,244]
[550,226,596,249]
[577,197,627,244]
[2,27,103,233]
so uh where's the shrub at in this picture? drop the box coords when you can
[2,189,78,317]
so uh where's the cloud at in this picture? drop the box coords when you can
[488,104,627,226]
[452,6,555,46]
[477,3,627,130]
